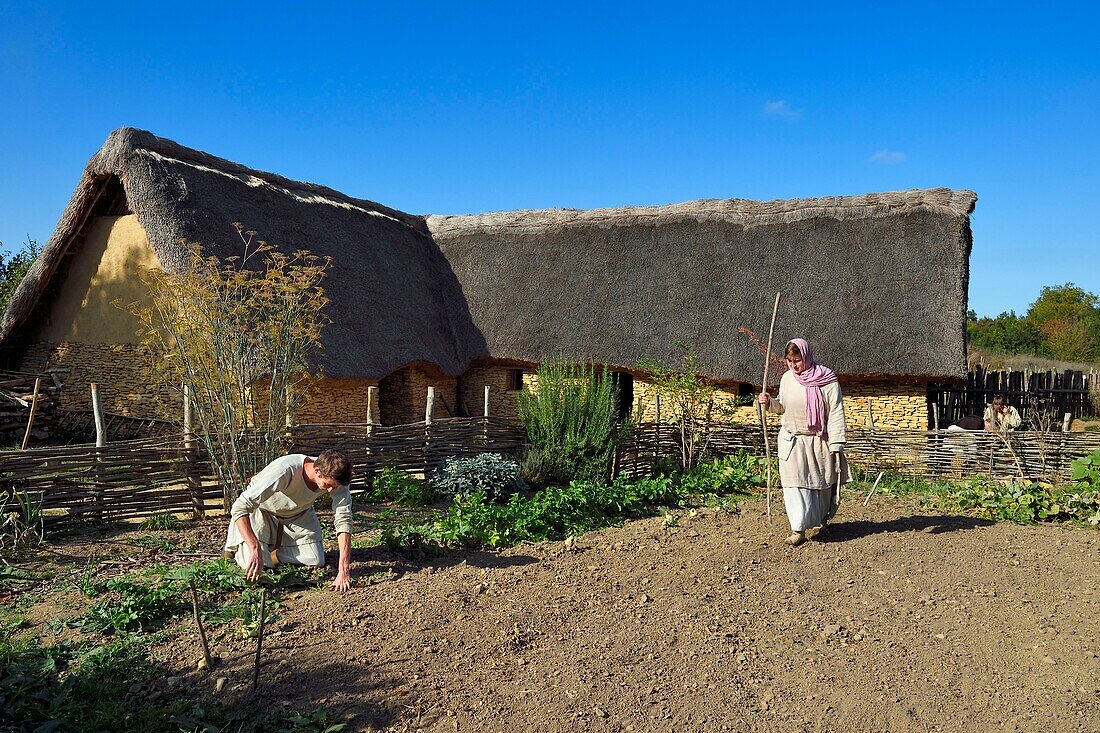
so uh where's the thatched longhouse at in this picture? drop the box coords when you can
[0,128,976,429]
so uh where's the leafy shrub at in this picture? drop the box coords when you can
[1066,449,1100,525]
[140,511,182,531]
[943,479,1061,524]
[365,466,438,506]
[1070,449,1100,487]
[431,453,526,503]
[82,577,183,634]
[678,453,765,497]
[516,359,625,484]
[0,634,161,733]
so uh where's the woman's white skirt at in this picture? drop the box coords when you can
[783,486,838,532]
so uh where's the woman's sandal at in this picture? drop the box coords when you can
[785,531,806,547]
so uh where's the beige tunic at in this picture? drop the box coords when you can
[766,370,851,491]
[224,454,353,553]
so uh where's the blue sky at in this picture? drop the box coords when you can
[1,2,1097,317]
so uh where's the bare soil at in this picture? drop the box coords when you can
[14,495,1100,732]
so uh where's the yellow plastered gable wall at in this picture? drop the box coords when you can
[20,215,171,418]
[35,215,158,345]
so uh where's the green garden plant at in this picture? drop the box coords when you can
[431,453,526,503]
[638,342,734,472]
[134,226,331,508]
[516,358,625,484]
[365,466,438,506]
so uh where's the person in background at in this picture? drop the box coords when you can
[223,450,354,591]
[984,394,1022,433]
[758,338,850,547]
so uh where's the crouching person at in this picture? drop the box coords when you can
[224,450,354,592]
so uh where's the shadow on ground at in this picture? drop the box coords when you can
[819,514,996,542]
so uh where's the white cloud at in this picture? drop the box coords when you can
[869,149,908,164]
[762,100,802,119]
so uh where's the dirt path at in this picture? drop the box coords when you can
[141,496,1100,732]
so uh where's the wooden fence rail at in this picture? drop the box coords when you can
[0,416,527,531]
[617,422,1100,483]
[7,414,1097,533]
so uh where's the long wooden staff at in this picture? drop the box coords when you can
[759,292,781,520]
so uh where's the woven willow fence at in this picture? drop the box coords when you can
[288,417,525,476]
[0,434,216,531]
[0,416,527,530]
[8,413,1098,532]
[617,422,1100,483]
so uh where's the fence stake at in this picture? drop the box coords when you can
[251,586,268,691]
[189,579,214,671]
[91,383,106,522]
[20,377,42,450]
[1062,412,1072,432]
[482,385,490,448]
[655,394,662,474]
[424,386,435,475]
[91,383,106,448]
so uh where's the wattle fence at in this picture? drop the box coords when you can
[617,422,1100,483]
[0,417,526,531]
[4,415,1098,533]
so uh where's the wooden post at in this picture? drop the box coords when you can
[932,403,940,431]
[91,383,106,448]
[189,579,214,670]
[424,386,434,475]
[654,394,662,470]
[1062,412,1072,432]
[91,383,106,522]
[482,385,490,448]
[20,377,42,450]
[251,585,268,691]
[366,385,377,426]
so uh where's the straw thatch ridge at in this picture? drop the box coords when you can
[0,127,486,379]
[426,189,977,383]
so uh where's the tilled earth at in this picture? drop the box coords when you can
[32,496,1100,731]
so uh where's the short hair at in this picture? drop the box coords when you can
[314,450,353,485]
[784,342,803,359]
[992,394,1007,406]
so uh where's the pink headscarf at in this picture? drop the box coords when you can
[786,338,837,437]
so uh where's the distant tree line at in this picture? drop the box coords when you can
[968,283,1100,363]
[0,239,39,316]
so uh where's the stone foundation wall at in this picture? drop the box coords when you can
[20,341,174,419]
[294,379,378,424]
[379,366,458,425]
[457,365,536,419]
[630,376,928,430]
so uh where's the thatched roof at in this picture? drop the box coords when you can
[0,128,486,379]
[3,127,976,383]
[425,189,977,382]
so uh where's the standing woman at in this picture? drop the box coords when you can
[758,338,850,546]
